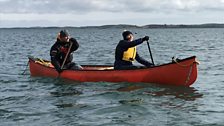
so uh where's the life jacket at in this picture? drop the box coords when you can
[122,46,136,62]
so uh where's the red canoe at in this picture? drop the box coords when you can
[28,56,199,86]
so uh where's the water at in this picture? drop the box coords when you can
[0,27,224,126]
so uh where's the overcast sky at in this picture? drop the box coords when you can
[0,0,224,27]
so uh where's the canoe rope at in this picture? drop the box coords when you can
[35,58,51,67]
[172,58,199,85]
[185,65,193,85]
[172,58,200,67]
[21,61,29,75]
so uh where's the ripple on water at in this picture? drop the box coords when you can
[0,28,224,125]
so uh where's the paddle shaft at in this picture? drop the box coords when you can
[61,42,73,69]
[147,41,155,65]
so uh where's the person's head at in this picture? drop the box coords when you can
[57,30,69,42]
[122,30,133,41]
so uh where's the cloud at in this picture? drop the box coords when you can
[0,0,223,27]
[0,0,224,14]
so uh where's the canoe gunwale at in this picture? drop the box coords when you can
[28,56,197,72]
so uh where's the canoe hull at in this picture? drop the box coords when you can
[29,56,198,86]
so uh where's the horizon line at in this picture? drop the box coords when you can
[0,23,224,29]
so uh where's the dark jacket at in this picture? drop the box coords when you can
[50,38,79,72]
[114,38,152,69]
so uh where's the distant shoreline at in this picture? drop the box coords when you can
[1,23,224,29]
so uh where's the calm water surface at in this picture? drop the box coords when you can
[0,27,224,126]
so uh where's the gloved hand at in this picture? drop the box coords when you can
[56,68,63,73]
[142,36,149,41]
[69,37,79,50]
[69,38,77,43]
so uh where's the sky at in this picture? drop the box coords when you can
[0,0,224,27]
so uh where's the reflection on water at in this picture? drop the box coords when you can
[119,98,144,104]
[50,80,84,109]
[116,85,145,92]
[50,88,82,97]
[50,91,82,97]
[55,103,87,109]
[115,83,203,101]
[143,85,203,101]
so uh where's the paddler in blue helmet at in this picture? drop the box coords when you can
[114,30,153,70]
[50,30,83,73]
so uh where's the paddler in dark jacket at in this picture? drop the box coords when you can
[114,30,154,70]
[50,30,82,73]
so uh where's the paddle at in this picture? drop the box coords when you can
[147,40,155,65]
[57,41,73,78]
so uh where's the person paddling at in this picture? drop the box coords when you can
[114,30,154,70]
[50,30,82,73]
